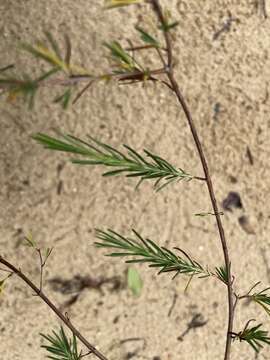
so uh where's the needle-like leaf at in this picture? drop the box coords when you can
[215,265,229,285]
[0,68,59,108]
[32,132,195,191]
[135,26,160,47]
[231,322,270,353]
[95,228,212,279]
[250,287,270,317]
[40,326,82,360]
[104,41,142,73]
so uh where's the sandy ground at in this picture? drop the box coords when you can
[1,0,270,359]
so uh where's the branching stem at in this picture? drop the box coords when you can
[0,255,109,360]
[149,1,234,359]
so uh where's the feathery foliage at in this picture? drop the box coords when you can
[0,32,91,108]
[250,287,270,317]
[32,132,195,191]
[231,322,270,353]
[215,265,229,285]
[95,228,212,279]
[2,1,269,359]
[40,326,82,360]
[104,41,143,74]
[159,20,180,33]
[22,32,89,76]
[0,68,59,108]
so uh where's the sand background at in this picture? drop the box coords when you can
[1,0,270,359]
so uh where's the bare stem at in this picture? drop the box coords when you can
[149,1,234,359]
[0,68,166,90]
[37,249,44,293]
[0,255,109,360]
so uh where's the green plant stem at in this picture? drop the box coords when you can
[0,255,109,360]
[149,1,234,359]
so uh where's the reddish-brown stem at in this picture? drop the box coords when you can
[150,1,234,359]
[37,249,44,293]
[0,68,166,90]
[0,255,109,360]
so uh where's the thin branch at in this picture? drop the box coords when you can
[0,64,15,73]
[0,255,109,360]
[125,44,167,52]
[72,79,96,104]
[149,1,234,359]
[0,67,166,90]
[37,249,44,293]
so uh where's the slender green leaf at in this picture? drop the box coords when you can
[231,322,270,353]
[135,26,160,47]
[40,326,82,360]
[95,228,212,279]
[54,88,72,109]
[33,132,195,191]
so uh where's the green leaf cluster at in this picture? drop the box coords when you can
[21,32,88,76]
[104,41,142,73]
[232,322,270,353]
[159,21,179,32]
[0,69,57,109]
[215,265,229,285]
[0,32,91,108]
[251,287,270,317]
[40,326,82,360]
[95,228,212,279]
[32,132,194,191]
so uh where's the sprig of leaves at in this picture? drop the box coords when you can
[0,68,58,108]
[231,322,270,353]
[32,132,195,191]
[23,234,53,264]
[0,32,92,108]
[104,41,143,73]
[95,228,212,279]
[249,285,270,317]
[158,21,179,33]
[22,32,89,76]
[215,265,229,285]
[158,8,179,32]
[135,26,160,47]
[40,326,82,360]
[0,273,12,295]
